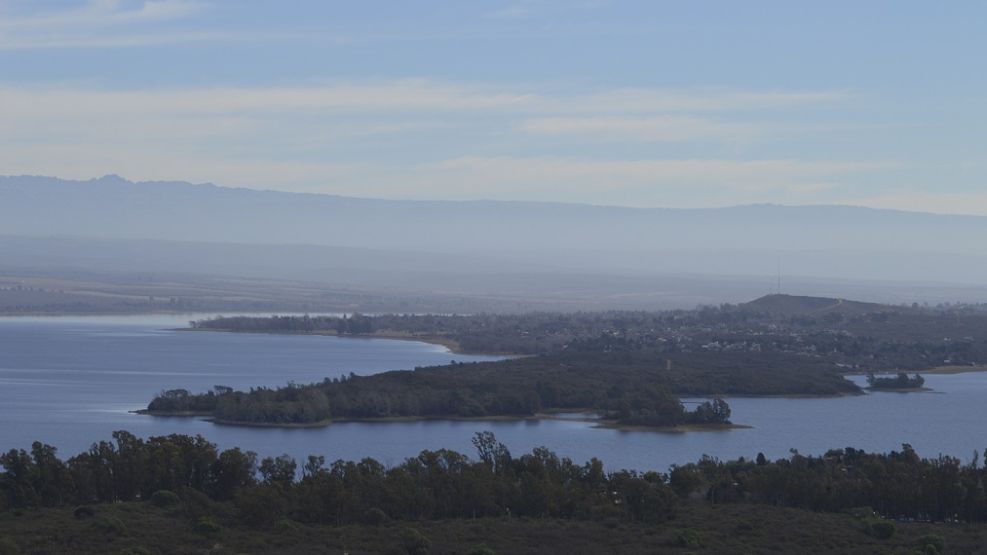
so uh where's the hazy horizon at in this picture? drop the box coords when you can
[2,173,987,313]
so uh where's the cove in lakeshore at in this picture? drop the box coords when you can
[1,314,985,471]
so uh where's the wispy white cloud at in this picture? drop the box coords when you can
[0,81,536,118]
[484,6,533,20]
[566,88,847,113]
[519,115,772,142]
[0,79,890,207]
[0,0,214,49]
[0,81,844,119]
[0,0,204,29]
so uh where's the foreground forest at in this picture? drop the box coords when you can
[148,295,987,428]
[2,432,985,554]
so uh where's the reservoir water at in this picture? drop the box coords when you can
[2,315,985,471]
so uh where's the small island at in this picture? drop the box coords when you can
[143,362,738,431]
[866,372,927,391]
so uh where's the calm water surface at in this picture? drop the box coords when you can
[1,315,985,471]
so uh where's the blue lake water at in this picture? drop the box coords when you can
[1,315,985,471]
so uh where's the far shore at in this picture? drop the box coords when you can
[844,365,987,376]
[865,386,935,393]
[132,409,213,417]
[693,391,864,399]
[180,326,525,357]
[924,365,987,374]
[595,422,752,433]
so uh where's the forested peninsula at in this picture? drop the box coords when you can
[145,295,987,428]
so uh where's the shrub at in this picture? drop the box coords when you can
[917,534,945,554]
[467,546,497,555]
[400,528,431,555]
[150,490,180,508]
[178,487,216,520]
[275,519,301,534]
[865,520,896,540]
[673,528,702,548]
[192,516,221,536]
[119,548,151,555]
[73,506,95,519]
[92,516,127,536]
[234,485,286,528]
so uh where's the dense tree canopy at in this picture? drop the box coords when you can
[5,432,987,532]
[0,432,676,526]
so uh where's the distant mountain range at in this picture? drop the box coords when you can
[1,174,986,305]
[2,174,986,255]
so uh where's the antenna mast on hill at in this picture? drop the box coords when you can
[776,260,782,295]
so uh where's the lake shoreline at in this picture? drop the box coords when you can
[178,327,525,357]
[689,391,865,399]
[865,386,934,393]
[843,365,987,377]
[134,409,750,433]
[595,422,753,433]
[924,365,987,375]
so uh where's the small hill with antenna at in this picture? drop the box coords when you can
[743,294,894,316]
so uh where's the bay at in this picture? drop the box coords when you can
[1,315,984,471]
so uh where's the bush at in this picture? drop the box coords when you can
[92,516,127,536]
[673,528,702,548]
[234,485,286,528]
[400,528,431,555]
[150,490,180,508]
[865,520,896,540]
[917,534,945,554]
[73,506,95,519]
[275,519,301,534]
[178,487,216,520]
[192,516,221,536]
[467,546,497,555]
[118,548,151,555]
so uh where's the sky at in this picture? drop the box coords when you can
[0,0,985,213]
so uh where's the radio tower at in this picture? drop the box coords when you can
[776,260,782,295]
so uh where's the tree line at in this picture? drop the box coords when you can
[670,443,987,523]
[0,431,676,527]
[866,372,926,390]
[5,432,987,530]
